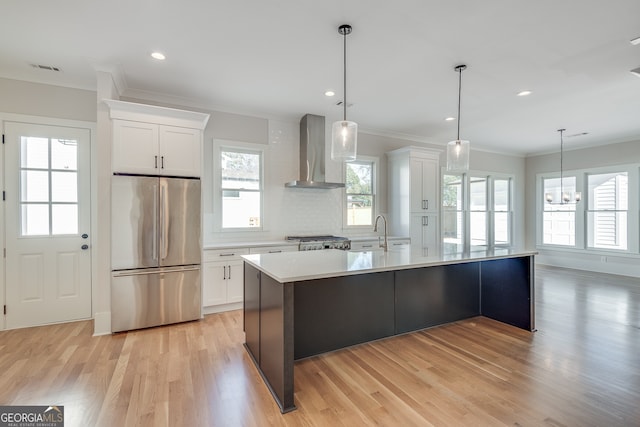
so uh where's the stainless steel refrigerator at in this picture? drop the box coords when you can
[111,175,201,332]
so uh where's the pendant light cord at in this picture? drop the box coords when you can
[457,67,462,141]
[343,28,347,121]
[559,128,564,197]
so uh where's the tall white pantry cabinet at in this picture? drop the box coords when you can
[387,147,441,256]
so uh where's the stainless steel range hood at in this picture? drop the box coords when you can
[285,114,345,189]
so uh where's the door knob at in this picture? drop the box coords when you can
[81,244,89,250]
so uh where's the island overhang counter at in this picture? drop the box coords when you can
[242,247,537,413]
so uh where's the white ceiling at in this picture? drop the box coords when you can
[2,0,640,156]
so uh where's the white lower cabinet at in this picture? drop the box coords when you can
[202,244,297,313]
[202,248,249,312]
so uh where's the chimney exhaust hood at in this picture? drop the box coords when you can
[285,114,346,189]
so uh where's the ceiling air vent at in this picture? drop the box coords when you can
[30,63,61,72]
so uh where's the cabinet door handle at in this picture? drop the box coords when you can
[268,250,282,253]
[161,156,164,169]
[228,265,231,280]
[219,253,235,257]
[422,216,429,226]
[154,155,158,168]
[425,200,429,210]
[223,265,227,280]
[362,244,373,248]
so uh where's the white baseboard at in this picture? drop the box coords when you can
[202,302,243,315]
[93,311,112,336]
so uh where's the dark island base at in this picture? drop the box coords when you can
[244,255,535,413]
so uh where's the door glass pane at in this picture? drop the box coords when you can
[51,138,78,170]
[21,170,49,202]
[52,171,78,202]
[52,204,78,235]
[22,204,49,236]
[20,137,49,169]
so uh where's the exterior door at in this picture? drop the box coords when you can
[4,122,91,329]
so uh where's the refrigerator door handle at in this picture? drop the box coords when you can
[160,180,169,261]
[152,184,158,261]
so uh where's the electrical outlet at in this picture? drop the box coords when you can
[601,256,608,263]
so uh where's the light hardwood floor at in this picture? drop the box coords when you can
[1,265,639,426]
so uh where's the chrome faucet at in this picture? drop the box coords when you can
[373,214,388,252]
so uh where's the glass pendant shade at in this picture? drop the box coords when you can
[331,120,358,162]
[446,139,470,171]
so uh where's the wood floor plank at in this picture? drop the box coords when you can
[0,265,639,426]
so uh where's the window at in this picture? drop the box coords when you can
[345,159,375,227]
[220,148,263,229]
[442,172,513,250]
[587,172,628,250]
[542,176,577,246]
[20,136,78,236]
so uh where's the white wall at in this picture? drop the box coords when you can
[525,138,640,277]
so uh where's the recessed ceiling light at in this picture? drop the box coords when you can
[517,90,532,97]
[151,52,166,60]
[445,117,456,121]
[630,36,640,46]
[325,90,335,97]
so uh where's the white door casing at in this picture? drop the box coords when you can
[4,122,91,329]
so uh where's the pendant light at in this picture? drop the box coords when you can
[446,64,470,171]
[331,24,358,162]
[545,129,581,204]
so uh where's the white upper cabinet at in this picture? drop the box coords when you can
[409,156,439,213]
[105,100,209,177]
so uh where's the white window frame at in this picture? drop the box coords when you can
[536,164,639,255]
[214,140,265,232]
[343,155,378,229]
[539,174,581,248]
[442,170,514,251]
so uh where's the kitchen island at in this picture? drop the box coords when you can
[242,247,536,413]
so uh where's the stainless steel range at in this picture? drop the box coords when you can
[286,235,351,251]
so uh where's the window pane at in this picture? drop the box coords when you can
[442,174,462,209]
[588,172,628,210]
[494,179,510,211]
[346,162,372,194]
[469,177,486,210]
[20,136,49,169]
[587,212,627,250]
[544,176,577,206]
[494,212,510,245]
[52,204,78,235]
[21,204,49,236]
[52,171,77,202]
[347,195,373,226]
[470,212,486,246]
[222,191,261,228]
[51,138,78,170]
[21,170,49,202]
[443,211,463,245]
[221,151,260,190]
[543,211,575,246]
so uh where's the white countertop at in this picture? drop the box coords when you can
[203,235,409,250]
[242,246,537,282]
